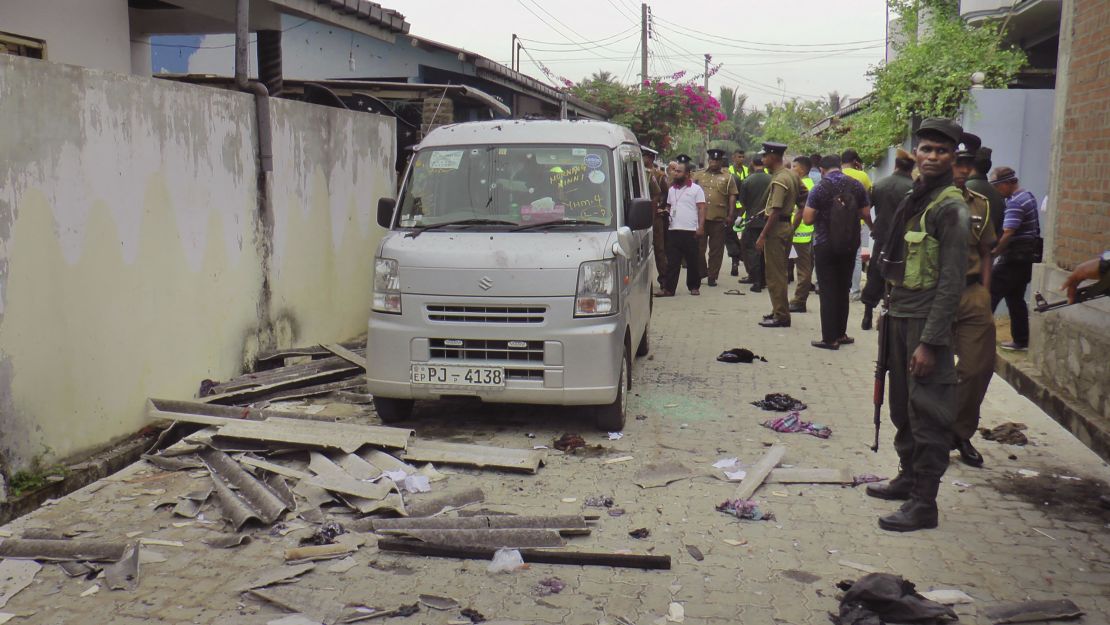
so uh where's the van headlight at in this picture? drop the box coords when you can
[372,257,402,314]
[575,259,617,317]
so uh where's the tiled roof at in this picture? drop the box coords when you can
[315,0,409,34]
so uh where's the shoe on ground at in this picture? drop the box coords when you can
[878,499,938,532]
[738,276,753,284]
[866,474,913,501]
[1000,341,1028,351]
[690,289,700,296]
[789,304,807,313]
[838,335,855,345]
[763,313,775,320]
[811,340,839,350]
[707,279,717,287]
[861,308,873,331]
[730,262,740,277]
[750,284,764,293]
[759,318,790,328]
[956,439,984,468]
[654,289,675,297]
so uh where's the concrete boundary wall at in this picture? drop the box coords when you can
[0,54,393,472]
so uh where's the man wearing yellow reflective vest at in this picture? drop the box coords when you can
[789,156,816,313]
[725,150,749,276]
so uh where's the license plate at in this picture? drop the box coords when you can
[411,364,505,387]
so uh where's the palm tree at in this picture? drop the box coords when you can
[826,91,846,115]
[715,87,763,152]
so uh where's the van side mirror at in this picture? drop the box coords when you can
[626,198,654,231]
[377,198,397,228]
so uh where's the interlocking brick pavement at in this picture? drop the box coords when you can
[2,286,1108,624]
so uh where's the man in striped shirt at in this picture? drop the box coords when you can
[989,166,1041,350]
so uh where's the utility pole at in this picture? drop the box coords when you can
[511,33,517,72]
[640,3,648,89]
[703,53,711,160]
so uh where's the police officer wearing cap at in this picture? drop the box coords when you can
[756,142,804,327]
[950,132,997,469]
[693,148,739,286]
[868,118,969,532]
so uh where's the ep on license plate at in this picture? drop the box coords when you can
[411,364,505,387]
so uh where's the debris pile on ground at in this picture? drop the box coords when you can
[533,577,565,596]
[760,412,832,438]
[831,573,958,624]
[715,348,766,363]
[751,393,808,412]
[716,499,775,521]
[980,422,1029,446]
[553,433,586,452]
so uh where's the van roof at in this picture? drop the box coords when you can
[418,119,638,149]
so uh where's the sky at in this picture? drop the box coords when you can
[396,0,891,110]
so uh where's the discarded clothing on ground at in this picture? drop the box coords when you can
[534,577,565,596]
[979,422,1028,446]
[851,475,888,487]
[716,499,775,521]
[716,348,766,364]
[751,393,807,412]
[584,495,615,508]
[553,433,586,452]
[299,522,346,546]
[830,573,958,625]
[761,412,831,439]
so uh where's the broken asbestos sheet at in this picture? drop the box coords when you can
[983,599,1084,624]
[0,538,129,562]
[401,441,545,473]
[201,448,289,530]
[214,417,412,454]
[369,515,590,534]
[633,462,695,489]
[0,560,41,608]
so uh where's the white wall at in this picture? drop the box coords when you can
[962,89,1056,207]
[0,54,393,470]
[0,0,132,73]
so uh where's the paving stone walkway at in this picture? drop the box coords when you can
[2,286,1108,624]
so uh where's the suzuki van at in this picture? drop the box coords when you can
[367,119,655,430]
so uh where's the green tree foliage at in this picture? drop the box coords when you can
[714,87,764,153]
[757,99,831,156]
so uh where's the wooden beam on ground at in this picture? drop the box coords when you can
[733,445,786,501]
[376,538,671,570]
[321,343,368,369]
[766,468,852,484]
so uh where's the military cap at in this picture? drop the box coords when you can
[956,132,982,159]
[675,153,692,164]
[706,148,727,161]
[761,142,787,155]
[915,118,963,145]
[640,145,658,156]
[976,146,993,162]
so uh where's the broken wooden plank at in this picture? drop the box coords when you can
[321,344,368,369]
[369,515,589,533]
[401,441,544,473]
[382,529,566,549]
[733,445,786,501]
[984,599,1084,624]
[213,351,365,392]
[284,543,357,562]
[255,378,367,404]
[377,539,670,570]
[201,363,361,405]
[214,417,412,453]
[766,468,853,484]
[201,448,289,530]
[254,342,365,370]
[0,539,128,562]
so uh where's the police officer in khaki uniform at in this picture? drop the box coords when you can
[950,132,997,468]
[756,142,803,327]
[693,148,739,287]
[642,146,669,288]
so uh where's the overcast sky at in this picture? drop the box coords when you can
[397,0,891,110]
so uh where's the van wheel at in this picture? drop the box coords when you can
[595,348,629,432]
[635,323,650,357]
[373,397,414,423]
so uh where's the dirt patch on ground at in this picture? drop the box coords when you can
[986,468,1110,524]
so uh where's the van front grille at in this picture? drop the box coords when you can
[426,304,546,324]
[429,338,544,363]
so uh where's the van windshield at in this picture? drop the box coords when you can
[398,145,615,229]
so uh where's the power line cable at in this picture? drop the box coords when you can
[515,0,613,61]
[518,27,637,47]
[654,15,885,49]
[520,31,639,53]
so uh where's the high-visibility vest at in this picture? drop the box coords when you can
[793,177,815,244]
[729,164,749,210]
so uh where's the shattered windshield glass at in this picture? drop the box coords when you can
[398,145,615,229]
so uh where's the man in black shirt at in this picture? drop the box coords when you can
[861,149,915,330]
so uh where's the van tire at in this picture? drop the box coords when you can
[635,323,650,357]
[374,397,414,423]
[595,348,629,432]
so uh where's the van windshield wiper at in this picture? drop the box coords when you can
[405,218,517,238]
[511,219,607,232]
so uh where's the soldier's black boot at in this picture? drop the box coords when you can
[861,305,873,331]
[865,471,913,501]
[730,259,740,277]
[878,479,939,532]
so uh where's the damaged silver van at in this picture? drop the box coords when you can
[367,120,655,430]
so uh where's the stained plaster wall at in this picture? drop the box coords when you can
[0,54,393,471]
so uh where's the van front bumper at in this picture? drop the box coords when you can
[366,295,623,405]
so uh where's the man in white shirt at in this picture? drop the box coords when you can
[656,159,707,296]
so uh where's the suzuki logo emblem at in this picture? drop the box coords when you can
[479,276,493,291]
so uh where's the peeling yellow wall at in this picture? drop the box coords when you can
[0,55,394,469]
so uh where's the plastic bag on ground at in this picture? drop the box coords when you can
[487,548,525,573]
